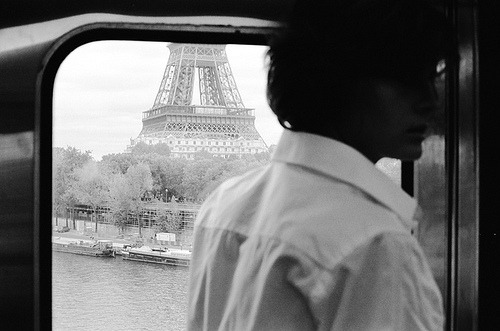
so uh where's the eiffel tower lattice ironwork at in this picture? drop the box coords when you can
[131,43,268,159]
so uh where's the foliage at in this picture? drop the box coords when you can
[126,163,153,236]
[125,163,154,200]
[108,173,131,234]
[53,145,273,233]
[194,150,214,160]
[53,146,93,220]
[180,158,215,200]
[69,161,109,231]
[135,154,186,200]
[131,141,171,156]
[153,205,183,234]
[107,164,153,236]
[101,153,136,174]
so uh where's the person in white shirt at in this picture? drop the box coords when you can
[187,0,455,330]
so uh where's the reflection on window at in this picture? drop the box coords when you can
[376,158,401,185]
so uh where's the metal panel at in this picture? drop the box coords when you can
[454,2,479,329]
[0,12,281,330]
[414,0,479,330]
[0,132,35,329]
[0,0,293,29]
[477,1,500,328]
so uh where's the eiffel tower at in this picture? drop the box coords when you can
[130,43,268,159]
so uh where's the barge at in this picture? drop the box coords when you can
[122,246,190,267]
[52,237,115,257]
[111,242,132,256]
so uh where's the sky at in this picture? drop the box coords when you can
[53,41,283,160]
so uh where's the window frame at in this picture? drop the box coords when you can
[39,21,279,329]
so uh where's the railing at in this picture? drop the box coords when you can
[143,105,255,119]
[65,202,200,230]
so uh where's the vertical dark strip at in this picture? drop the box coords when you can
[444,1,458,329]
[401,161,414,197]
[477,1,500,329]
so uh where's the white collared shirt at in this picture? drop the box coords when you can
[187,130,444,330]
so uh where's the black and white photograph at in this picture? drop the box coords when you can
[0,0,497,330]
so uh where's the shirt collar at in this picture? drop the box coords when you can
[272,130,418,231]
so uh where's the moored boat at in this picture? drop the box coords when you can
[121,246,190,267]
[52,237,115,257]
[111,243,132,256]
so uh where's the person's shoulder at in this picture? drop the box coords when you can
[362,231,423,258]
[277,185,409,262]
[346,231,434,276]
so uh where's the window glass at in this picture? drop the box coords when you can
[413,58,449,299]
[52,40,401,330]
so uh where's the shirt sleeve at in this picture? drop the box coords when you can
[288,232,444,331]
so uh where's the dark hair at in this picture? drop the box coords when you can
[267,0,456,132]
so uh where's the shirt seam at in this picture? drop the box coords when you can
[197,223,412,272]
[270,160,416,232]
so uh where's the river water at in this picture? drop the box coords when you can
[52,251,190,331]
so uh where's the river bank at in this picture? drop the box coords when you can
[52,228,191,252]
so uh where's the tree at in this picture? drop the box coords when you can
[153,204,183,234]
[180,158,215,199]
[53,146,92,227]
[194,150,214,160]
[108,173,131,235]
[124,163,153,237]
[197,158,230,199]
[101,152,136,174]
[130,141,150,155]
[150,143,171,156]
[53,149,66,226]
[131,141,171,156]
[136,154,186,200]
[70,161,109,232]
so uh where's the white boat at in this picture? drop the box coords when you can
[111,243,132,256]
[121,245,191,267]
[52,237,115,257]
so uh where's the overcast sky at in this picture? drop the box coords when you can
[53,41,283,160]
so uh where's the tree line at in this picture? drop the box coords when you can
[53,143,271,236]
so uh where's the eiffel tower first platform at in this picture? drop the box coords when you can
[128,43,268,160]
